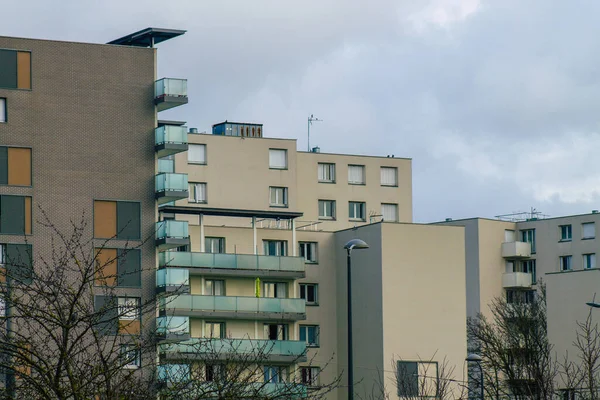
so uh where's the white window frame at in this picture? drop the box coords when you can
[188,144,207,164]
[205,237,225,254]
[380,166,398,186]
[205,321,225,338]
[299,242,318,263]
[0,98,6,123]
[269,186,288,207]
[300,283,318,305]
[560,225,572,241]
[188,182,207,203]
[121,344,141,369]
[263,240,288,256]
[318,163,336,183]
[348,165,365,185]
[205,279,225,296]
[583,222,596,239]
[584,253,596,270]
[349,201,366,221]
[118,297,140,320]
[381,203,398,222]
[269,149,287,169]
[318,200,336,220]
[560,255,573,271]
[301,366,320,386]
[299,324,320,347]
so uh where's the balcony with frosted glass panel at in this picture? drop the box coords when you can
[155,125,188,158]
[157,316,190,342]
[156,220,189,251]
[156,268,190,294]
[155,173,188,205]
[159,338,307,363]
[501,241,531,259]
[502,272,533,289]
[159,295,306,321]
[159,251,305,279]
[154,78,188,112]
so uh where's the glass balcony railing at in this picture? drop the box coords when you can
[155,78,187,98]
[160,295,306,315]
[158,364,190,382]
[158,159,175,174]
[160,338,306,359]
[155,126,188,146]
[157,316,190,336]
[155,173,188,193]
[156,268,189,288]
[156,220,189,240]
[159,251,305,273]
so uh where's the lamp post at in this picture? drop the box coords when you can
[344,238,369,400]
[466,353,484,400]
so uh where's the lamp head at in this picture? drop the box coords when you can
[587,302,600,308]
[466,353,483,362]
[344,239,369,251]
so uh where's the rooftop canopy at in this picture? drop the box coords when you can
[107,27,186,47]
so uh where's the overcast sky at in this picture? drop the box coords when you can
[4,0,599,222]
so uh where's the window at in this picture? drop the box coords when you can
[263,282,287,298]
[188,144,206,164]
[523,259,537,283]
[264,240,287,256]
[0,147,31,186]
[301,367,320,386]
[269,149,287,169]
[205,237,225,254]
[205,322,225,338]
[0,98,5,122]
[381,203,398,222]
[0,195,32,235]
[269,187,288,207]
[1,243,32,284]
[560,389,576,400]
[380,167,398,186]
[299,325,319,347]
[348,165,365,184]
[299,242,317,263]
[504,229,515,242]
[121,344,140,369]
[506,290,535,304]
[560,225,572,241]
[93,200,140,240]
[118,297,140,320]
[300,284,318,305]
[264,323,288,340]
[396,361,418,397]
[318,163,336,183]
[205,279,225,295]
[584,253,596,269]
[0,49,31,90]
[206,364,225,382]
[264,366,287,383]
[560,255,573,271]
[318,200,336,219]
[94,248,141,287]
[349,202,366,221]
[583,222,596,239]
[521,229,536,253]
[188,182,207,203]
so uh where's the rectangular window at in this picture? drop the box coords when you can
[560,255,573,271]
[381,203,398,222]
[506,290,535,304]
[0,49,31,90]
[94,248,141,287]
[380,167,398,186]
[301,367,320,386]
[349,201,366,221]
[0,98,5,122]
[0,195,32,235]
[205,279,225,296]
[504,229,515,242]
[188,182,207,203]
[1,243,32,285]
[584,253,596,269]
[299,242,318,263]
[348,165,365,184]
[264,323,288,340]
[264,366,287,383]
[318,163,336,183]
[121,344,140,369]
[523,259,537,283]
[205,322,225,338]
[263,240,287,256]
[560,225,572,241]
[0,147,32,186]
[269,187,288,207]
[263,282,287,298]
[118,297,140,320]
[521,229,536,253]
[300,284,318,305]
[206,364,225,382]
[318,200,336,219]
[205,237,225,254]
[269,149,287,169]
[188,144,206,164]
[93,200,140,240]
[396,361,418,397]
[299,325,320,347]
[583,222,596,239]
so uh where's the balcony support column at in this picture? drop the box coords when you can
[253,216,258,255]
[200,214,205,252]
[292,218,297,257]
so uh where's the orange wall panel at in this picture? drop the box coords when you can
[94,201,116,238]
[7,147,31,186]
[94,248,117,286]
[17,51,31,90]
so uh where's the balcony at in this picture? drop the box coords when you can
[154,78,188,112]
[158,159,174,173]
[156,268,190,294]
[160,338,307,363]
[156,220,189,251]
[156,173,188,205]
[501,241,531,259]
[159,251,305,279]
[503,272,533,289]
[155,126,188,158]
[157,316,190,342]
[160,295,306,321]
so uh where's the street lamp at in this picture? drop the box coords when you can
[466,353,484,400]
[586,302,600,308]
[344,238,369,400]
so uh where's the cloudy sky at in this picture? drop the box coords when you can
[4,0,599,222]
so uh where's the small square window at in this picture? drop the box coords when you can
[118,297,140,320]
[348,165,365,184]
[583,222,595,239]
[300,284,318,305]
[318,163,336,183]
[188,144,207,164]
[301,367,320,386]
[584,253,596,269]
[299,325,320,347]
[269,187,288,207]
[560,255,572,271]
[560,225,572,241]
[188,182,207,203]
[380,167,398,186]
[318,200,336,219]
[269,149,287,169]
[299,242,318,263]
[349,202,366,221]
[121,344,140,369]
[381,203,398,222]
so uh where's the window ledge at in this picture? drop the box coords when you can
[318,180,336,184]
[349,218,366,222]
[269,167,288,170]
[381,184,398,187]
[269,204,289,208]
[188,162,207,165]
[348,182,366,186]
[582,237,596,240]
[318,217,335,221]
[304,261,318,265]
[559,239,572,243]
[306,303,319,307]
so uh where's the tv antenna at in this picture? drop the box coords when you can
[307,114,323,151]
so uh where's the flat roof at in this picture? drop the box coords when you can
[212,121,263,127]
[159,205,303,220]
[158,120,186,127]
[108,27,186,47]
